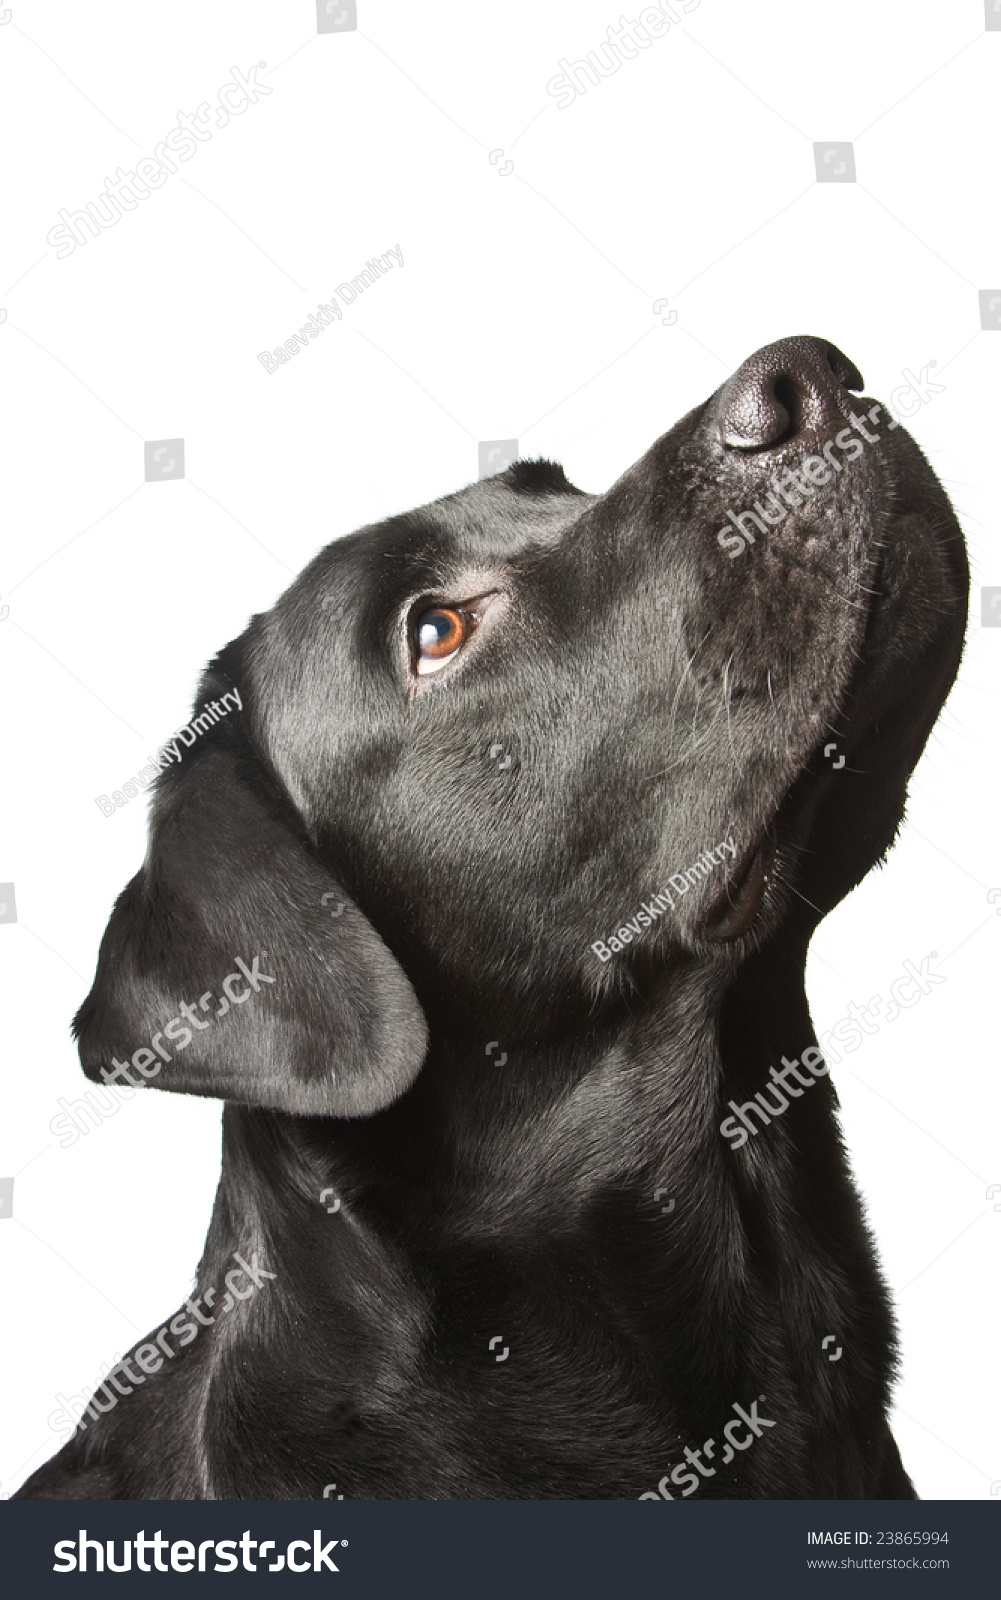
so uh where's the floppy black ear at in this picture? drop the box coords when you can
[74,701,427,1118]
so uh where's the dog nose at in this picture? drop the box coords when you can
[715,336,864,451]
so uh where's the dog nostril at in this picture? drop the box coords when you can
[719,373,792,452]
[824,346,863,392]
[717,337,864,452]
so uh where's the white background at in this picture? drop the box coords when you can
[1,0,998,1500]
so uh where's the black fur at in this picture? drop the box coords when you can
[17,337,967,1501]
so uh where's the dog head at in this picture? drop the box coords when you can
[76,336,967,1112]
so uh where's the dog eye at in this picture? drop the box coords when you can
[415,606,472,675]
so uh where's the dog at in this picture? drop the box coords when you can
[17,336,967,1500]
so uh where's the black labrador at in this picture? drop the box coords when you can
[18,337,967,1500]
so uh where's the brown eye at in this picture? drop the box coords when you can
[415,606,470,675]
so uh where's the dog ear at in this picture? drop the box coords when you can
[74,718,427,1119]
